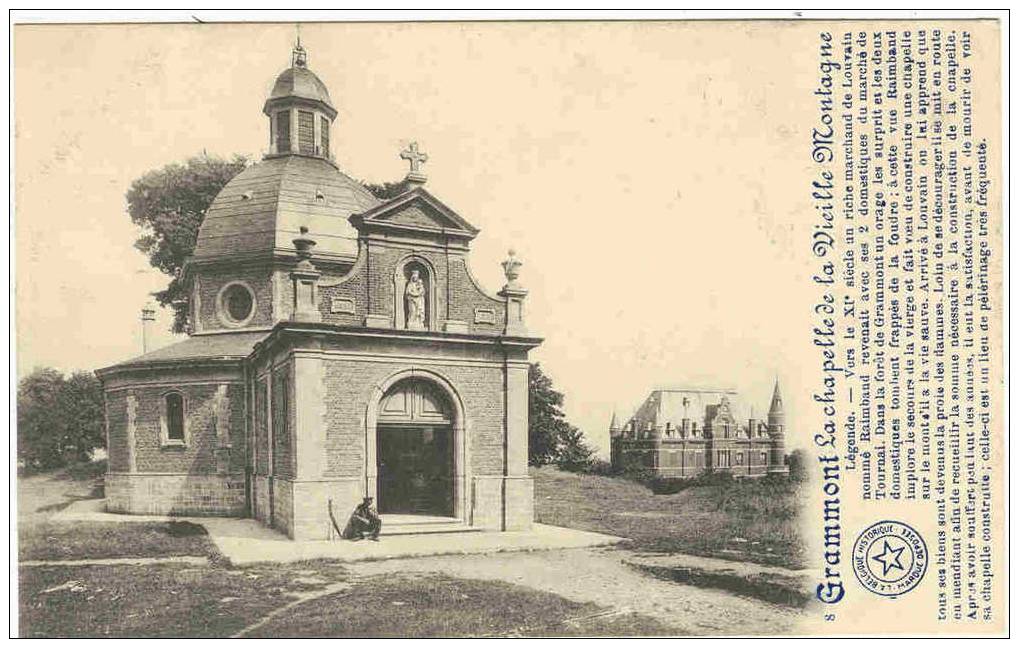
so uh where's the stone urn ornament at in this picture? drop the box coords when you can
[293,226,317,270]
[501,249,522,288]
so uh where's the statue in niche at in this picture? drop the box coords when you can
[404,268,427,330]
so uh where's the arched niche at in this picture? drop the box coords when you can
[393,255,438,331]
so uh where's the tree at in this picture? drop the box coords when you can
[361,179,409,200]
[127,154,248,332]
[528,362,595,468]
[787,448,808,482]
[59,371,107,464]
[17,368,105,472]
[556,426,597,472]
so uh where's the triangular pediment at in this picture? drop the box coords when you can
[348,187,479,240]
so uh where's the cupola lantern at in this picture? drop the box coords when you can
[263,39,338,160]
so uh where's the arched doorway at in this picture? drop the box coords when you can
[375,377,456,517]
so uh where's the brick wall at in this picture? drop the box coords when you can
[447,257,505,335]
[121,383,244,475]
[253,378,269,475]
[196,265,273,332]
[614,438,777,479]
[321,359,506,480]
[318,259,369,326]
[252,474,271,523]
[272,477,294,535]
[313,242,505,334]
[106,473,245,516]
[103,376,247,515]
[106,391,131,472]
[271,364,295,480]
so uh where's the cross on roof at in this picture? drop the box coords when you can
[400,142,428,174]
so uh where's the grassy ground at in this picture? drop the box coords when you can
[19,558,676,637]
[19,562,303,638]
[20,521,216,562]
[17,464,799,636]
[533,467,805,569]
[246,572,676,638]
[17,467,679,637]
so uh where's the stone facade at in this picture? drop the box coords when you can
[610,383,789,479]
[97,43,541,539]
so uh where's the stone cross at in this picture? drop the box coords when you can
[400,142,428,174]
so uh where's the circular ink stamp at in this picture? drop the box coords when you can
[852,520,928,598]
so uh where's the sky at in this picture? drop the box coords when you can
[15,21,823,456]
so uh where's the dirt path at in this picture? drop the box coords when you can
[348,547,802,635]
[20,556,209,568]
[18,471,102,522]
[231,581,354,638]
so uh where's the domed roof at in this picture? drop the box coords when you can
[191,156,379,264]
[266,65,334,111]
[262,44,336,118]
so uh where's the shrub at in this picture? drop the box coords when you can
[787,449,808,482]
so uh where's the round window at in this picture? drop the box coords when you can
[218,282,255,326]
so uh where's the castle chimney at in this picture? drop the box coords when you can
[141,303,156,353]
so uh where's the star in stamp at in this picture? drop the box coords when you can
[852,520,929,598]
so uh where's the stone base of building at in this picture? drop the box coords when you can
[105,472,245,517]
[105,472,534,540]
[250,474,534,540]
[251,476,365,540]
[471,475,533,531]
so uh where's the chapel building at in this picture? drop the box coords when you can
[97,43,541,540]
[609,383,788,478]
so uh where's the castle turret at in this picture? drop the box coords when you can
[609,410,622,439]
[767,379,789,474]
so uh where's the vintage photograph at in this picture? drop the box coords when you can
[12,14,1005,638]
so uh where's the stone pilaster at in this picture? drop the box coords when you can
[505,360,529,477]
[125,392,137,473]
[213,384,231,475]
[292,355,326,481]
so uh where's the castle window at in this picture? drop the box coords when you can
[736,452,743,465]
[320,116,330,156]
[217,281,257,328]
[160,391,187,447]
[761,451,768,463]
[276,110,291,152]
[298,110,315,155]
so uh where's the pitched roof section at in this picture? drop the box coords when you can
[627,387,775,434]
[102,331,270,370]
[192,156,379,263]
[349,187,480,242]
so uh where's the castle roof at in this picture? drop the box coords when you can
[630,387,756,428]
[769,379,784,416]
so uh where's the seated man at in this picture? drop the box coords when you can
[345,496,382,541]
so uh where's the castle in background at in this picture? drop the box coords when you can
[609,381,788,479]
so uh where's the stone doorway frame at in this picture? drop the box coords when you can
[364,369,469,522]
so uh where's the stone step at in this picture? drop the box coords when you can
[379,521,481,536]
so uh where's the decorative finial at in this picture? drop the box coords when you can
[400,142,428,174]
[501,249,522,285]
[292,25,307,68]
